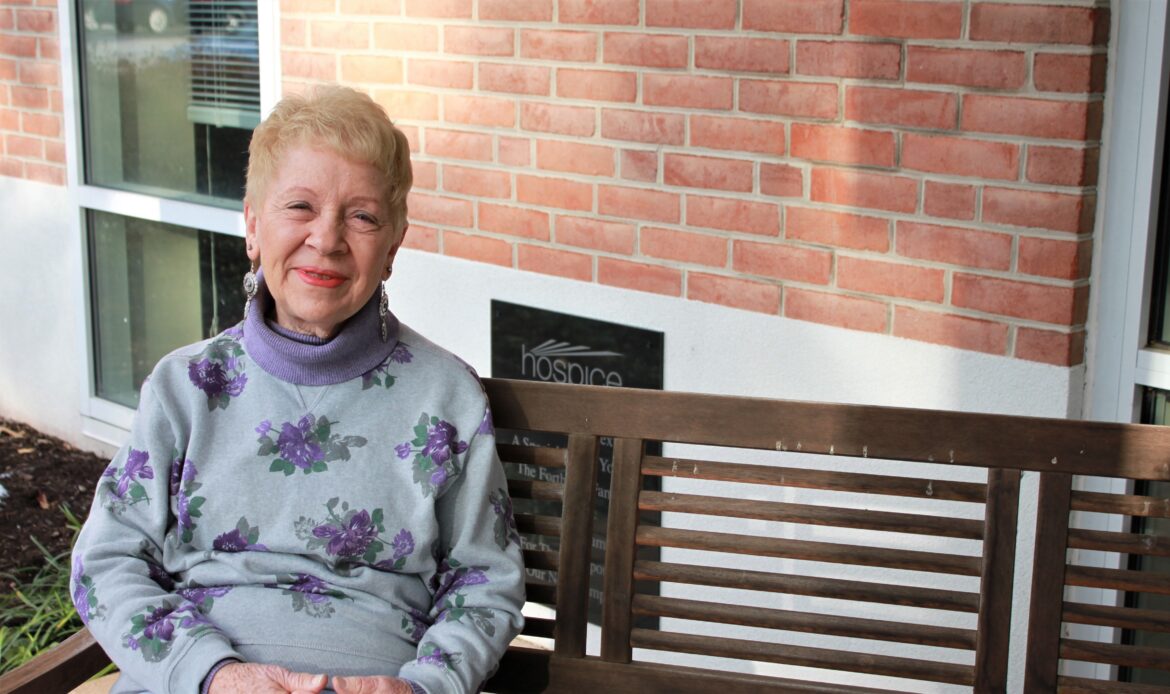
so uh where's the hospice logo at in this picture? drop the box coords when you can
[520,339,624,386]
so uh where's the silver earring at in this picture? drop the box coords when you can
[243,261,258,318]
[379,283,390,343]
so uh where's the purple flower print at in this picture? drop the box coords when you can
[255,420,271,437]
[313,510,378,557]
[141,605,176,642]
[146,560,175,591]
[115,449,154,499]
[395,442,412,460]
[270,573,350,617]
[223,324,243,339]
[490,489,521,550]
[177,585,231,608]
[429,466,449,488]
[277,416,324,470]
[169,459,183,497]
[423,420,468,467]
[402,607,430,642]
[399,414,470,497]
[417,644,461,669]
[390,343,413,364]
[70,556,103,624]
[171,459,205,545]
[391,529,415,560]
[187,359,246,399]
[213,517,266,552]
[477,407,494,436]
[287,574,332,604]
[124,601,213,662]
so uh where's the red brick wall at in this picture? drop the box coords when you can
[0,0,63,185]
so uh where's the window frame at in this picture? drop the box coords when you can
[56,0,279,446]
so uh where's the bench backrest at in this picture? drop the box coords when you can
[482,378,1170,693]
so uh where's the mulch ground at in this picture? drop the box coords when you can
[0,418,107,577]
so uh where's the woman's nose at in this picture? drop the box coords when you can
[306,212,347,254]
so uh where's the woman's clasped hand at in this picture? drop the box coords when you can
[207,663,415,694]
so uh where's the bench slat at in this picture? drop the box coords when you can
[1071,491,1170,518]
[637,526,982,576]
[1064,565,1170,595]
[525,581,556,605]
[638,490,984,539]
[514,513,561,537]
[1068,527,1170,557]
[642,456,988,503]
[1060,638,1170,671]
[629,628,974,686]
[1062,601,1170,633]
[497,443,567,469]
[521,616,556,639]
[552,433,599,658]
[631,594,976,650]
[522,549,559,572]
[1057,675,1170,693]
[633,559,979,612]
[600,436,642,663]
[506,479,563,501]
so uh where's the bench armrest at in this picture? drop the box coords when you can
[0,627,110,694]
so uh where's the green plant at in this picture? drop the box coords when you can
[0,506,113,677]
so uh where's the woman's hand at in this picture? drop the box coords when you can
[208,662,327,694]
[333,675,416,694]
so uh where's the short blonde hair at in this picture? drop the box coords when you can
[245,85,413,235]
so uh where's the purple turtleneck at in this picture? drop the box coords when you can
[240,273,399,386]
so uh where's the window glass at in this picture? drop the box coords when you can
[79,0,259,206]
[89,210,249,408]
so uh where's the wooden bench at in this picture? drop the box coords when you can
[3,378,1169,693]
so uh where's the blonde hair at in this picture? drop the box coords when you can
[245,85,413,235]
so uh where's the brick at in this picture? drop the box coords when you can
[845,86,957,130]
[23,161,63,185]
[762,164,804,198]
[810,168,918,214]
[797,41,901,80]
[0,158,22,178]
[5,133,41,157]
[374,23,439,52]
[664,154,752,193]
[953,274,1089,325]
[962,96,1101,141]
[740,80,838,120]
[1035,53,1108,94]
[689,195,780,236]
[785,288,888,333]
[621,149,658,182]
[443,164,510,199]
[743,0,844,35]
[521,30,597,62]
[641,226,727,267]
[1018,237,1092,280]
[970,3,1109,46]
[603,32,688,68]
[1015,327,1085,366]
[374,89,439,120]
[598,185,680,223]
[644,74,733,110]
[902,133,1019,181]
[404,0,471,18]
[282,18,307,47]
[38,36,57,61]
[688,273,781,315]
[601,109,685,145]
[480,0,553,21]
[906,46,1026,90]
[838,257,944,303]
[787,207,889,252]
[517,174,594,211]
[399,125,420,154]
[48,87,61,113]
[283,52,336,81]
[443,231,512,266]
[983,187,1093,234]
[19,111,57,137]
[282,0,335,12]
[695,36,790,74]
[401,224,439,252]
[443,94,514,127]
[791,123,896,168]
[518,244,593,281]
[598,257,681,296]
[893,307,1008,356]
[499,137,530,166]
[536,139,615,176]
[557,68,637,102]
[407,59,473,89]
[340,55,403,84]
[0,107,18,130]
[648,0,737,29]
[850,0,962,39]
[311,21,370,50]
[43,139,63,164]
[412,160,438,190]
[0,58,15,81]
[924,181,976,221]
[14,7,52,32]
[17,60,56,86]
[10,85,47,110]
[561,0,639,25]
[1027,145,1099,187]
[479,63,551,95]
[691,115,785,157]
[408,192,474,227]
[444,26,513,56]
[733,241,832,284]
[0,10,11,30]
[556,216,636,254]
[425,128,493,161]
[340,0,403,13]
[896,221,1011,271]
[0,33,36,58]
[480,203,550,240]
[521,102,595,137]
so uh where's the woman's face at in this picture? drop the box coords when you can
[244,143,403,338]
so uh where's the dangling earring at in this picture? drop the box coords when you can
[379,282,390,343]
[243,260,258,319]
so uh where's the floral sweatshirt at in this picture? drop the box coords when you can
[71,281,526,694]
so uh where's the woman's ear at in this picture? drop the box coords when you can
[244,202,261,263]
[382,223,408,281]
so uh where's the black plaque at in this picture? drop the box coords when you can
[491,301,663,626]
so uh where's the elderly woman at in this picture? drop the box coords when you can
[71,86,525,694]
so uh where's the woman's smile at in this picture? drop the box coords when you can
[295,267,348,288]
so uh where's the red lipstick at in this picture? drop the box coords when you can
[295,267,347,288]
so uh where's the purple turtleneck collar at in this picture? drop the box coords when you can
[240,272,399,386]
